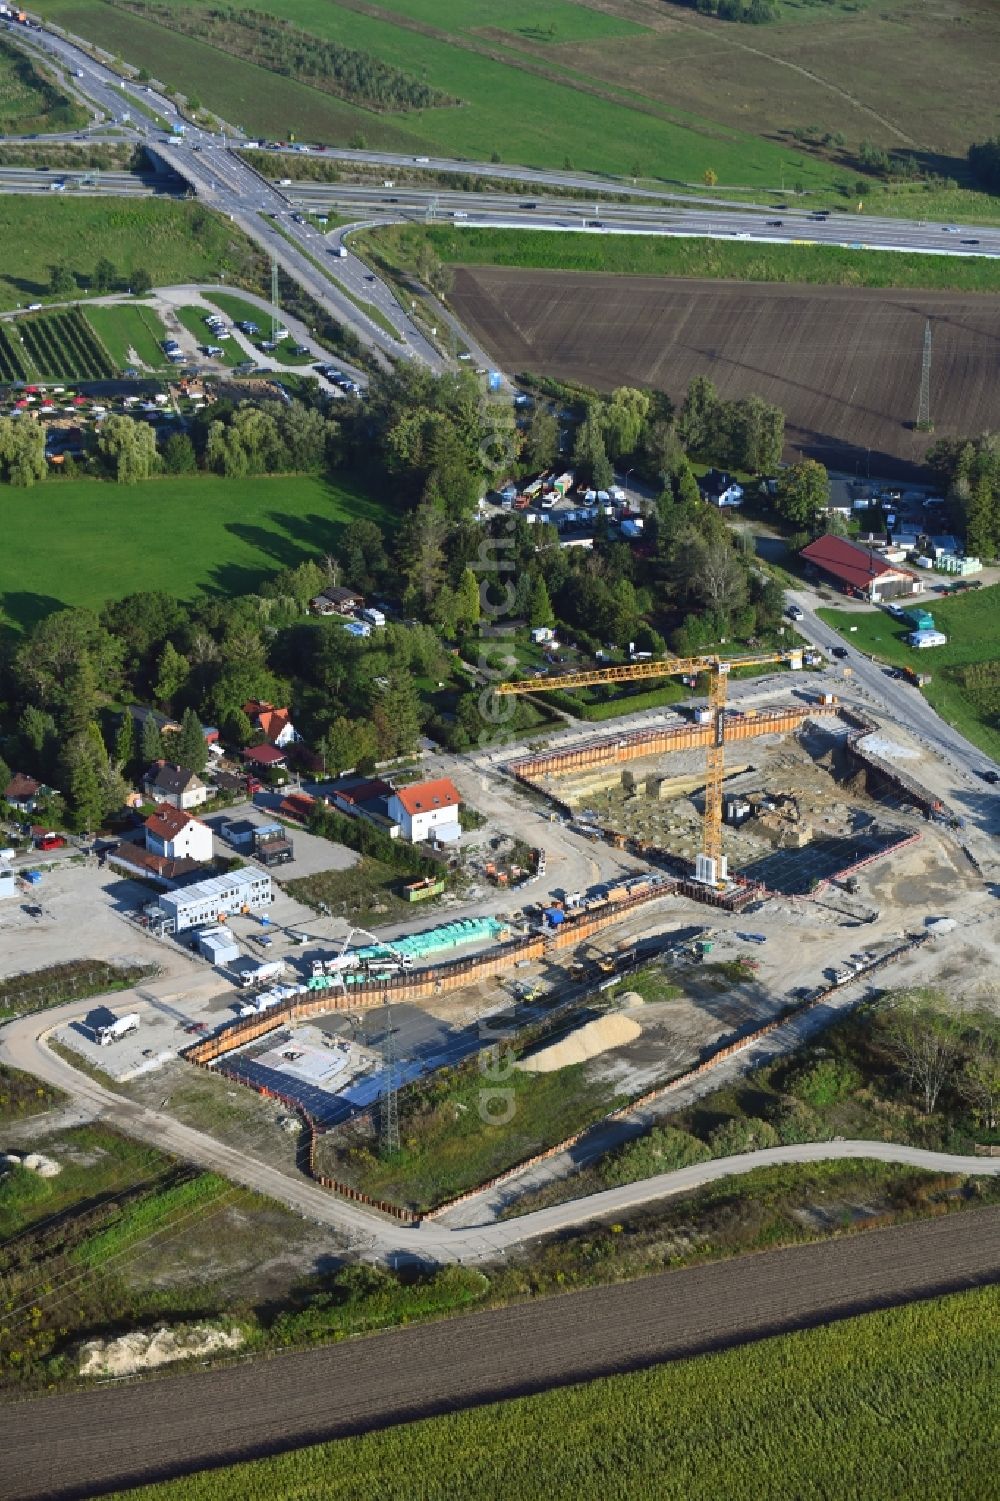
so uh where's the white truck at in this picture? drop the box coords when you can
[96,1013,140,1046]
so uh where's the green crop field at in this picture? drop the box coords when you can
[0,472,390,633]
[0,198,265,312]
[106,1285,998,1501]
[818,585,1000,759]
[379,224,1000,294]
[0,36,88,133]
[85,303,170,370]
[4,306,117,381]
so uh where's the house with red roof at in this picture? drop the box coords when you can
[144,804,214,864]
[799,534,921,603]
[243,743,288,771]
[242,700,300,748]
[387,777,462,844]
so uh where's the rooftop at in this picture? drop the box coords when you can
[145,804,205,841]
[800,534,913,591]
[393,777,461,817]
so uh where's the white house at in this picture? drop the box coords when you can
[144,804,214,863]
[143,763,209,810]
[243,701,301,749]
[387,777,462,844]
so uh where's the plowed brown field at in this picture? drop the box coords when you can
[450,269,1000,474]
[5,1206,999,1501]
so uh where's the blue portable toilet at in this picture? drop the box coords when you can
[488,371,502,391]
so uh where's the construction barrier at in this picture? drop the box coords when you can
[509,704,836,783]
[421,931,931,1221]
[184,924,924,1230]
[183,885,678,1069]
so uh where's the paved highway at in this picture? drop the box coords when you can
[10,21,441,368]
[4,1206,998,1501]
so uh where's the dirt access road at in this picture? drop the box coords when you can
[449,270,1000,475]
[5,1207,999,1501]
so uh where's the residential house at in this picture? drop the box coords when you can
[127,705,181,738]
[243,743,288,773]
[799,535,920,603]
[142,762,209,810]
[310,584,364,617]
[243,701,300,748]
[328,776,399,836]
[387,777,462,845]
[698,470,744,508]
[144,804,214,864]
[109,843,204,887]
[4,774,53,814]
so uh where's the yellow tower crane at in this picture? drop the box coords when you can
[496,649,802,883]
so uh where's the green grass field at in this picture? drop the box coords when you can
[382,224,1000,294]
[0,198,265,311]
[314,1046,624,1212]
[106,1284,998,1501]
[0,473,389,633]
[85,302,170,370]
[31,0,841,187]
[818,586,1000,759]
[0,36,88,134]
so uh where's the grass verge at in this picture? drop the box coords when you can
[0,960,156,1023]
[85,302,169,370]
[371,223,1000,294]
[0,1063,66,1123]
[817,585,1000,759]
[0,197,266,312]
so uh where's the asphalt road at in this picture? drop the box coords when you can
[4,1206,998,1501]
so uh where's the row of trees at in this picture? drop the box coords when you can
[925,433,1000,559]
[125,1,452,112]
[48,259,151,298]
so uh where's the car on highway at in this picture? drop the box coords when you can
[831,646,849,659]
[961,238,980,246]
[766,219,783,227]
[941,224,958,232]
[364,273,376,281]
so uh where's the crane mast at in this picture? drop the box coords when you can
[496,649,802,884]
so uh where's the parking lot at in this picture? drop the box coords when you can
[206,800,359,881]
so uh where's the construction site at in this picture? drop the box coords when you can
[514,714,920,897]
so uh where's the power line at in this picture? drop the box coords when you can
[916,318,932,431]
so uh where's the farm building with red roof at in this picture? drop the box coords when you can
[799,534,921,603]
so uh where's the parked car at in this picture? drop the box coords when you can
[36,834,67,850]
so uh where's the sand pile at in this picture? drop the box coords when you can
[616,991,644,1009]
[517,1013,641,1073]
[79,1325,244,1378]
[3,1152,61,1178]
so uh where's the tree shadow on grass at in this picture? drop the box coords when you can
[0,589,68,634]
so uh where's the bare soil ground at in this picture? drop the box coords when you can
[6,1207,999,1501]
[449,269,1000,472]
